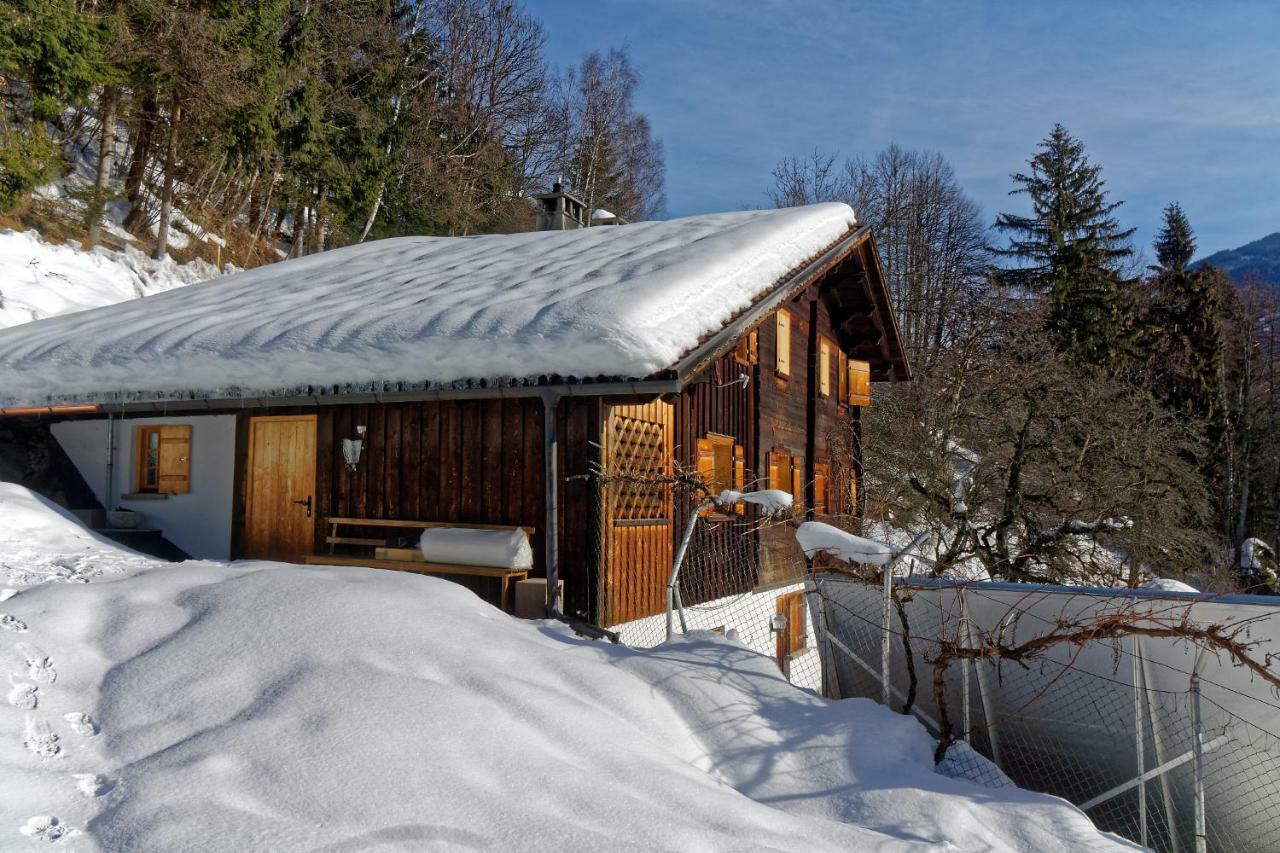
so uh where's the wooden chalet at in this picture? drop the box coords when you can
[0,196,908,629]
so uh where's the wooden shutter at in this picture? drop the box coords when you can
[696,437,716,514]
[849,472,858,513]
[734,329,760,366]
[157,424,192,494]
[775,310,791,376]
[767,450,787,492]
[791,456,804,512]
[788,593,807,652]
[776,591,808,660]
[813,462,830,514]
[733,444,745,515]
[838,351,849,402]
[848,359,871,406]
[819,339,831,397]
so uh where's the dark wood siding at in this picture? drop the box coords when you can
[228,397,602,618]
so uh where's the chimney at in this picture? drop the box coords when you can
[533,182,588,231]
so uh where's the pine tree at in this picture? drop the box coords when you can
[1152,202,1196,272]
[994,124,1137,369]
[1144,204,1222,421]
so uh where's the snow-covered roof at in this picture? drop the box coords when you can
[0,204,861,408]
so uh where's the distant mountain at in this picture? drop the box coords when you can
[1193,232,1280,285]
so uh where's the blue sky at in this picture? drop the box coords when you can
[528,0,1280,257]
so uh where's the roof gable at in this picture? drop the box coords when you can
[0,204,902,408]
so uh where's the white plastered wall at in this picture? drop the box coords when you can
[51,415,236,559]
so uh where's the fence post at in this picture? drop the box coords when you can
[1191,670,1207,853]
[1133,635,1148,850]
[665,500,705,640]
[960,588,971,742]
[962,593,1002,769]
[805,576,840,699]
[880,556,893,707]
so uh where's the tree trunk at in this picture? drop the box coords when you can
[86,87,119,247]
[153,95,182,261]
[122,89,159,233]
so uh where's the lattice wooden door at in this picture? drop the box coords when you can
[600,400,674,626]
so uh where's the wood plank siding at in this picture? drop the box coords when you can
[229,397,601,620]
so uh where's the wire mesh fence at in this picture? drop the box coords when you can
[813,572,1280,853]
[588,463,824,692]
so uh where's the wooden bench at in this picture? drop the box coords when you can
[303,517,535,612]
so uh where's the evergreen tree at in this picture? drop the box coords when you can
[994,124,1137,369]
[0,0,110,211]
[1152,201,1195,272]
[1144,205,1223,422]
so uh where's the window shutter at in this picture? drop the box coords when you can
[788,593,807,652]
[848,359,871,406]
[767,450,785,492]
[791,457,804,511]
[748,329,758,364]
[814,462,829,514]
[157,424,192,494]
[697,438,716,514]
[838,351,849,402]
[735,329,760,366]
[733,444,745,515]
[819,339,831,397]
[849,473,858,513]
[775,310,791,376]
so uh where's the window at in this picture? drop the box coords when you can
[767,448,804,512]
[775,310,791,376]
[819,339,832,397]
[775,591,808,659]
[847,359,871,406]
[734,329,758,366]
[696,433,745,513]
[813,462,830,514]
[133,424,192,494]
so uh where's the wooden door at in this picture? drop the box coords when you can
[600,401,674,626]
[243,415,317,562]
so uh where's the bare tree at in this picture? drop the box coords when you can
[769,145,990,368]
[549,47,665,221]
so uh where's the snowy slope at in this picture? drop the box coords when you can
[0,204,857,408]
[0,230,224,330]
[0,484,1136,852]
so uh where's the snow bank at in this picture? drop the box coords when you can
[0,229,225,330]
[0,484,1134,852]
[797,521,895,566]
[1139,578,1201,594]
[0,204,857,407]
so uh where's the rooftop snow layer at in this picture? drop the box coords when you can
[0,204,857,407]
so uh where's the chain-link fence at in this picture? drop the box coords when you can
[589,463,825,692]
[812,573,1280,853]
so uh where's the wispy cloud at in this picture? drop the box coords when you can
[529,0,1280,253]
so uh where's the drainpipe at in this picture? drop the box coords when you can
[541,389,562,617]
[104,412,115,512]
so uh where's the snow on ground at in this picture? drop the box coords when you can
[0,484,1137,852]
[0,204,858,408]
[0,230,226,330]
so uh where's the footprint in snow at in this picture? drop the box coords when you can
[0,613,28,632]
[63,712,99,737]
[7,679,38,710]
[16,642,56,684]
[20,815,76,843]
[73,773,116,798]
[24,715,60,758]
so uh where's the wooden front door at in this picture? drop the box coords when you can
[600,401,674,626]
[243,414,317,562]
